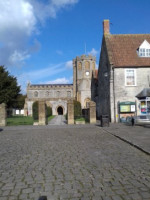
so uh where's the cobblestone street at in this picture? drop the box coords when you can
[0,125,150,200]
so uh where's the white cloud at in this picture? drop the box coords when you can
[0,0,36,67]
[0,0,79,68]
[9,50,30,64]
[17,63,67,93]
[47,77,69,84]
[56,50,63,55]
[32,0,79,21]
[65,60,73,68]
[88,48,99,57]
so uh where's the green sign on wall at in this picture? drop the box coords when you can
[119,102,135,113]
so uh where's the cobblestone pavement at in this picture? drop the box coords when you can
[48,116,67,125]
[103,123,150,154]
[0,125,150,200]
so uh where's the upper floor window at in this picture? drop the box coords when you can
[138,40,150,57]
[56,91,60,98]
[125,69,136,86]
[34,91,38,97]
[45,91,49,97]
[67,91,71,98]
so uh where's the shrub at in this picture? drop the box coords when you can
[74,100,81,118]
[47,106,52,117]
[32,101,39,121]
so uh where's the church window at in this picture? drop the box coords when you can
[92,62,95,71]
[34,91,38,97]
[45,91,49,97]
[85,61,90,70]
[56,91,60,97]
[138,40,150,57]
[78,62,82,70]
[67,91,71,98]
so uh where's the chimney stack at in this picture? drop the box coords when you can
[103,19,110,35]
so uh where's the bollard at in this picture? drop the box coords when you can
[38,196,47,200]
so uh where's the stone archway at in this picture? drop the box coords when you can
[57,106,63,115]
[84,98,91,108]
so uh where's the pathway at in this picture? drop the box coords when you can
[48,115,67,125]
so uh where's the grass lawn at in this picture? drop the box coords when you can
[7,116,33,126]
[48,115,55,122]
[75,117,85,121]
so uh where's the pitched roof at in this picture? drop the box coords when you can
[105,34,150,67]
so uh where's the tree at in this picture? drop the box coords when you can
[13,94,27,109]
[0,66,20,108]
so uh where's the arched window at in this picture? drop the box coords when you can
[78,62,82,70]
[85,61,90,70]
[56,91,60,98]
[45,91,49,97]
[34,91,38,97]
[67,91,71,98]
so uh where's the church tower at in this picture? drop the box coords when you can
[73,55,96,108]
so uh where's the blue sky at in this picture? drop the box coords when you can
[0,0,150,93]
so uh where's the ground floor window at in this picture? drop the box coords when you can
[140,99,150,114]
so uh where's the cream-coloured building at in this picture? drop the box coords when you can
[25,55,96,116]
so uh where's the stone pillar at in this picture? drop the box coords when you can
[67,100,74,124]
[89,101,96,124]
[0,103,6,126]
[38,101,46,125]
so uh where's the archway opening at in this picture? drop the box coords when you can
[57,106,63,115]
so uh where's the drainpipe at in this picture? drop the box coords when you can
[113,67,116,123]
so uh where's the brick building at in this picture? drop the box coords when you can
[97,20,150,122]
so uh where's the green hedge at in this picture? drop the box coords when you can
[74,100,81,118]
[46,106,52,117]
[32,101,39,121]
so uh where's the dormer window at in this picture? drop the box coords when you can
[138,40,150,57]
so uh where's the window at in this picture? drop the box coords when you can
[125,69,136,86]
[45,91,49,97]
[138,40,150,57]
[139,48,150,57]
[34,91,38,97]
[56,91,60,98]
[67,91,71,98]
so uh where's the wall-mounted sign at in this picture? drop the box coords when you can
[119,102,136,113]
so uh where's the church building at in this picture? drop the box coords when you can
[25,55,96,116]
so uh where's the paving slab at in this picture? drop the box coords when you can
[103,123,150,155]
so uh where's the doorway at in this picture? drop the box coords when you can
[57,106,63,115]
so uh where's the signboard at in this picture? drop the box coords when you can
[131,105,136,112]
[119,102,136,113]
[120,105,130,112]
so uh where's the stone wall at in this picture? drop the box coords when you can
[0,103,6,126]
[27,84,73,99]
[89,101,96,124]
[67,100,74,124]
[114,67,150,122]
